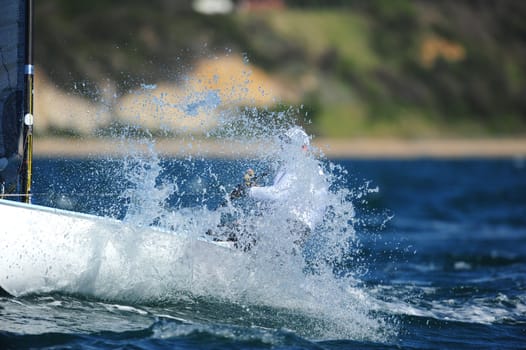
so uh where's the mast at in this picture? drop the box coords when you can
[21,0,34,203]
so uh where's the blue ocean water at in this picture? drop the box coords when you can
[1,156,525,349]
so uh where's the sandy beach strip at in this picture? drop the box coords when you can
[34,137,526,159]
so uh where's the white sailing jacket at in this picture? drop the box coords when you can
[248,164,328,230]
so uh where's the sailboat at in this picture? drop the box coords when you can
[0,0,238,298]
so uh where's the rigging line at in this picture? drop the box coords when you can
[1,192,123,198]
[1,193,31,198]
[17,130,30,174]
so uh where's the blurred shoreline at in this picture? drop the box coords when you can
[35,137,526,159]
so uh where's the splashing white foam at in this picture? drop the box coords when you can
[105,123,393,341]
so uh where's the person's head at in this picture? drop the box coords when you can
[283,127,310,150]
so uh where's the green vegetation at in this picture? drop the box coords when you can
[36,0,526,138]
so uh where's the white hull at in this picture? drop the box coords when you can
[0,200,239,299]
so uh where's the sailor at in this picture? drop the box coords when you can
[228,168,258,201]
[246,127,329,241]
[209,127,328,250]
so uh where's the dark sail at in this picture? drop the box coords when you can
[0,0,33,201]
